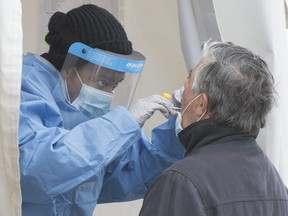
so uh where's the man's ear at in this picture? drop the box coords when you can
[195,93,209,116]
[201,93,209,111]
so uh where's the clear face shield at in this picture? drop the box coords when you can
[61,42,145,118]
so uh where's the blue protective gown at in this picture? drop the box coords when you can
[19,54,185,216]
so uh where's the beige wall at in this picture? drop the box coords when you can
[122,1,187,134]
[21,0,186,215]
[21,0,39,54]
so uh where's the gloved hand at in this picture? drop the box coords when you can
[171,86,184,109]
[129,95,177,127]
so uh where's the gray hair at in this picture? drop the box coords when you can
[192,41,276,133]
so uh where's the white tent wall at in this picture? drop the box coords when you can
[177,0,222,71]
[0,0,22,216]
[178,0,288,186]
[21,0,186,215]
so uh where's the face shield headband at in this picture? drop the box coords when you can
[68,42,145,74]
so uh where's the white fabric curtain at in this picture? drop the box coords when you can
[177,0,221,71]
[0,0,22,215]
[177,0,288,186]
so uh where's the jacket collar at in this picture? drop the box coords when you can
[178,119,259,156]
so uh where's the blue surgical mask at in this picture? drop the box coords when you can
[72,84,113,117]
[69,68,113,118]
[175,93,206,136]
[175,111,183,135]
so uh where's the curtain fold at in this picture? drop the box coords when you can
[178,0,288,186]
[177,0,221,71]
[0,0,22,215]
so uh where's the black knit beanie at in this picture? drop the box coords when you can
[44,4,133,70]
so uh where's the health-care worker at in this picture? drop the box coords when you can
[19,4,184,216]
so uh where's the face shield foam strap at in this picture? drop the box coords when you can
[67,42,146,74]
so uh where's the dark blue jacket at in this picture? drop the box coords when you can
[139,119,288,216]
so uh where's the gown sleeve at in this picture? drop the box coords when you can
[19,61,185,209]
[19,64,142,202]
[97,116,185,203]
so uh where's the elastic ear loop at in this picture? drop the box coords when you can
[180,93,207,121]
[181,93,203,116]
[64,68,83,103]
[197,109,207,122]
[64,78,71,103]
[74,67,84,85]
